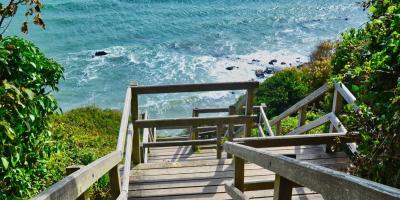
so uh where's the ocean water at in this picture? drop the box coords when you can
[6,0,367,135]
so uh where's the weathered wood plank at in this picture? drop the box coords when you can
[134,81,259,94]
[270,84,330,126]
[32,151,122,200]
[134,115,258,128]
[286,113,331,135]
[235,157,245,192]
[224,142,400,200]
[273,175,294,200]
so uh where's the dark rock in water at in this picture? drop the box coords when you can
[231,91,235,94]
[268,59,278,65]
[95,51,108,56]
[296,57,301,59]
[344,17,349,21]
[255,69,264,78]
[226,66,236,70]
[252,59,260,62]
[281,62,286,65]
[265,67,274,74]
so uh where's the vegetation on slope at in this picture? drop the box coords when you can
[331,0,400,188]
[50,106,121,199]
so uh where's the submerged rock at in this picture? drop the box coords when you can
[94,51,108,56]
[268,59,277,65]
[252,59,260,62]
[255,69,264,78]
[281,62,286,65]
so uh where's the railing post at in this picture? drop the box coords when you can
[276,121,281,135]
[234,156,245,192]
[273,175,294,200]
[330,89,343,132]
[298,106,307,127]
[109,165,121,199]
[192,109,199,151]
[245,88,256,137]
[66,166,89,200]
[130,81,141,164]
[327,89,343,153]
[227,105,236,158]
[216,124,224,159]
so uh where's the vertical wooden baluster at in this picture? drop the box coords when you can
[234,156,245,192]
[227,105,236,158]
[298,106,307,128]
[276,121,281,136]
[216,124,223,159]
[192,109,199,151]
[273,175,294,200]
[109,165,121,199]
[130,81,141,164]
[245,88,256,137]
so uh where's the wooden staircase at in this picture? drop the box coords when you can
[32,81,400,200]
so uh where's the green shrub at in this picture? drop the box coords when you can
[255,68,310,117]
[50,106,121,199]
[332,0,400,188]
[0,36,63,198]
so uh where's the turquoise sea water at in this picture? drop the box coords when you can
[6,0,367,134]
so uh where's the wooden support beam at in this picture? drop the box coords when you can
[273,175,294,200]
[133,115,258,128]
[329,89,343,133]
[234,156,245,192]
[216,124,223,159]
[243,180,301,191]
[134,81,259,94]
[286,113,331,135]
[143,139,217,148]
[130,82,141,164]
[234,133,359,148]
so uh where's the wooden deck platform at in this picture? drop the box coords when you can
[128,145,352,199]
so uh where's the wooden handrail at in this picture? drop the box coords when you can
[258,106,274,136]
[270,84,330,126]
[116,88,131,152]
[133,115,258,128]
[117,123,133,200]
[132,81,259,94]
[32,151,122,200]
[233,133,359,148]
[143,138,217,148]
[224,142,400,200]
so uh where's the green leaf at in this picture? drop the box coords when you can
[1,157,9,170]
[369,6,377,13]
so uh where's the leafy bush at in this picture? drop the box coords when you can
[0,36,63,198]
[50,106,121,199]
[332,0,400,188]
[301,41,336,89]
[255,67,310,117]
